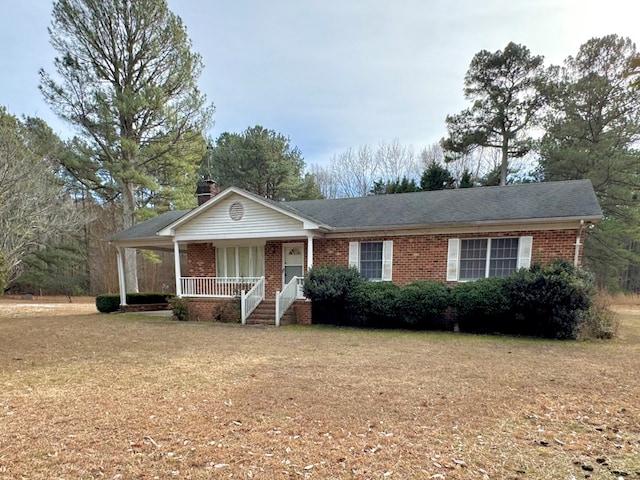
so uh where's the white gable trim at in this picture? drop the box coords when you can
[158,187,327,237]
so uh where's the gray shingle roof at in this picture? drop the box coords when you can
[285,180,602,229]
[109,180,601,243]
[107,209,189,242]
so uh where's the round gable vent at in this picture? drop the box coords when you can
[229,201,244,221]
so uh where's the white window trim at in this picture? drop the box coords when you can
[447,236,532,282]
[216,245,264,278]
[348,240,393,281]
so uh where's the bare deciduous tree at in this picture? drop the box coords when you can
[0,108,81,291]
[312,140,422,198]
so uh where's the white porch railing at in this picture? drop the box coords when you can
[241,277,265,325]
[180,277,262,297]
[275,276,304,327]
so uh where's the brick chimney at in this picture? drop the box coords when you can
[196,179,220,206]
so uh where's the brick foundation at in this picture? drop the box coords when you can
[186,297,237,322]
[293,300,312,325]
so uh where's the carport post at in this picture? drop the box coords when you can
[116,246,127,306]
[173,240,182,298]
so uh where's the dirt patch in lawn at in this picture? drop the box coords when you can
[0,295,97,317]
[0,304,638,479]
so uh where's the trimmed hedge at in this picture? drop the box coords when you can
[503,260,594,339]
[396,281,451,330]
[305,267,451,330]
[304,260,599,339]
[303,265,363,326]
[96,292,175,314]
[96,294,120,313]
[452,277,510,334]
[125,292,174,305]
[348,281,401,328]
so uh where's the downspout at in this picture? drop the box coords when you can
[574,219,585,268]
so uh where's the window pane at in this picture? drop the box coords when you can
[216,247,224,277]
[216,246,264,278]
[226,248,236,277]
[238,247,250,277]
[252,247,264,277]
[360,242,383,280]
[489,238,519,278]
[459,239,487,280]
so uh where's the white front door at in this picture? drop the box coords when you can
[283,243,304,295]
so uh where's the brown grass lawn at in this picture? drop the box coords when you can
[0,298,638,479]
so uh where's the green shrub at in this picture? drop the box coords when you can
[396,281,451,330]
[505,260,594,339]
[169,297,189,321]
[348,281,401,328]
[452,277,510,333]
[126,292,173,305]
[303,265,363,326]
[303,265,363,303]
[96,294,120,313]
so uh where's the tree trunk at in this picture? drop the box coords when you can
[500,137,509,186]
[122,182,139,293]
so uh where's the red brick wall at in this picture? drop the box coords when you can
[293,300,312,325]
[314,228,582,285]
[187,298,235,322]
[265,240,282,298]
[187,243,216,277]
[264,241,309,297]
[183,228,583,299]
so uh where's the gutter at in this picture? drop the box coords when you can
[326,215,603,234]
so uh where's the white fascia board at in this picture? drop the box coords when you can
[108,238,183,252]
[174,229,318,242]
[158,187,326,236]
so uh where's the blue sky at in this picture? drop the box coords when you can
[1,0,637,167]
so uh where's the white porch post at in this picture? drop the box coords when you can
[116,247,127,306]
[306,235,314,271]
[173,240,182,298]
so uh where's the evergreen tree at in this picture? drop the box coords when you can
[539,35,640,290]
[370,176,420,195]
[459,169,474,188]
[40,0,213,292]
[420,161,454,190]
[442,42,545,186]
[207,126,322,201]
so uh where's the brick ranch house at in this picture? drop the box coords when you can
[108,179,602,325]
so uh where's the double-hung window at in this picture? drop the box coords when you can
[216,246,264,278]
[349,241,393,281]
[447,236,532,281]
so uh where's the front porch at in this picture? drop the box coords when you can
[110,187,327,325]
[177,275,307,325]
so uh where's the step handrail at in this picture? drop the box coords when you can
[275,276,304,326]
[241,276,265,325]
